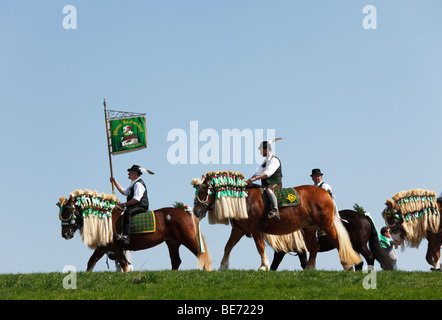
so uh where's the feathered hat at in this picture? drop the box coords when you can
[258,138,283,151]
[127,164,155,175]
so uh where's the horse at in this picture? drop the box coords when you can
[192,172,362,270]
[268,210,395,271]
[383,196,441,271]
[58,192,212,272]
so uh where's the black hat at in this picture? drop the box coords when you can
[258,141,272,151]
[127,165,143,175]
[310,168,324,177]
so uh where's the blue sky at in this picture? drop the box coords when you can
[1,1,441,274]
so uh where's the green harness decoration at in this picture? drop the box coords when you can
[390,189,439,221]
[198,171,248,225]
[74,193,118,219]
[384,189,440,248]
[207,171,247,199]
[62,189,119,250]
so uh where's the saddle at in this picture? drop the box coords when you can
[260,187,300,208]
[122,210,156,234]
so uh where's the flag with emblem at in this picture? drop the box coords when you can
[109,116,147,155]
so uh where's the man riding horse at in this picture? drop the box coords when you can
[246,140,282,220]
[111,164,151,245]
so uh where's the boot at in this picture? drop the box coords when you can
[267,190,280,220]
[116,212,131,245]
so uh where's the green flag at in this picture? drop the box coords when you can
[109,116,147,155]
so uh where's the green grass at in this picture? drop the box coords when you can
[0,270,440,300]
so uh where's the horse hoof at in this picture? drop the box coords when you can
[258,266,268,271]
[430,268,441,272]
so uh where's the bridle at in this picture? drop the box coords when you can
[383,207,406,239]
[193,182,214,217]
[59,200,81,232]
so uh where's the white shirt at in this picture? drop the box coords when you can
[254,153,281,178]
[123,177,146,201]
[314,181,335,200]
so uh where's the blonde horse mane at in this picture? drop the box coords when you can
[264,231,308,254]
[65,189,120,249]
[385,189,440,248]
[194,171,248,225]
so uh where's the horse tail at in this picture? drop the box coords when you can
[365,214,395,270]
[191,213,213,271]
[332,205,363,269]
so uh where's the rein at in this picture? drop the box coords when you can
[193,183,214,212]
[59,200,81,228]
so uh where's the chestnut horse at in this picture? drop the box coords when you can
[269,210,395,271]
[383,198,441,271]
[193,175,362,270]
[59,197,212,272]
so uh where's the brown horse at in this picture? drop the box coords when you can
[269,210,395,271]
[193,174,362,270]
[383,197,441,271]
[59,196,212,272]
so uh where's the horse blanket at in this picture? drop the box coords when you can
[131,210,156,234]
[261,187,300,208]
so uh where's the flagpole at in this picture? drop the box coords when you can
[103,99,115,194]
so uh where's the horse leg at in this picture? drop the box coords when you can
[298,251,308,269]
[356,244,372,271]
[220,226,246,270]
[303,229,318,270]
[86,247,107,272]
[114,246,130,272]
[270,251,286,271]
[252,232,269,271]
[166,240,182,270]
[426,234,441,271]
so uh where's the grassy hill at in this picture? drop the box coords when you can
[0,270,440,300]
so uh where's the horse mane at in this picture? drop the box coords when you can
[205,171,248,225]
[385,189,440,248]
[65,189,120,249]
[264,231,308,254]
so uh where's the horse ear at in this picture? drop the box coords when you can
[385,199,398,211]
[57,196,66,208]
[190,178,201,187]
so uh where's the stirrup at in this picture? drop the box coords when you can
[268,211,280,220]
[116,233,130,245]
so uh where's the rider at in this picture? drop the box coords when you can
[110,165,149,245]
[310,168,334,200]
[246,140,282,220]
[311,168,343,221]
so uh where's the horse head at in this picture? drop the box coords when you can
[191,174,215,220]
[57,196,82,240]
[382,199,406,239]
